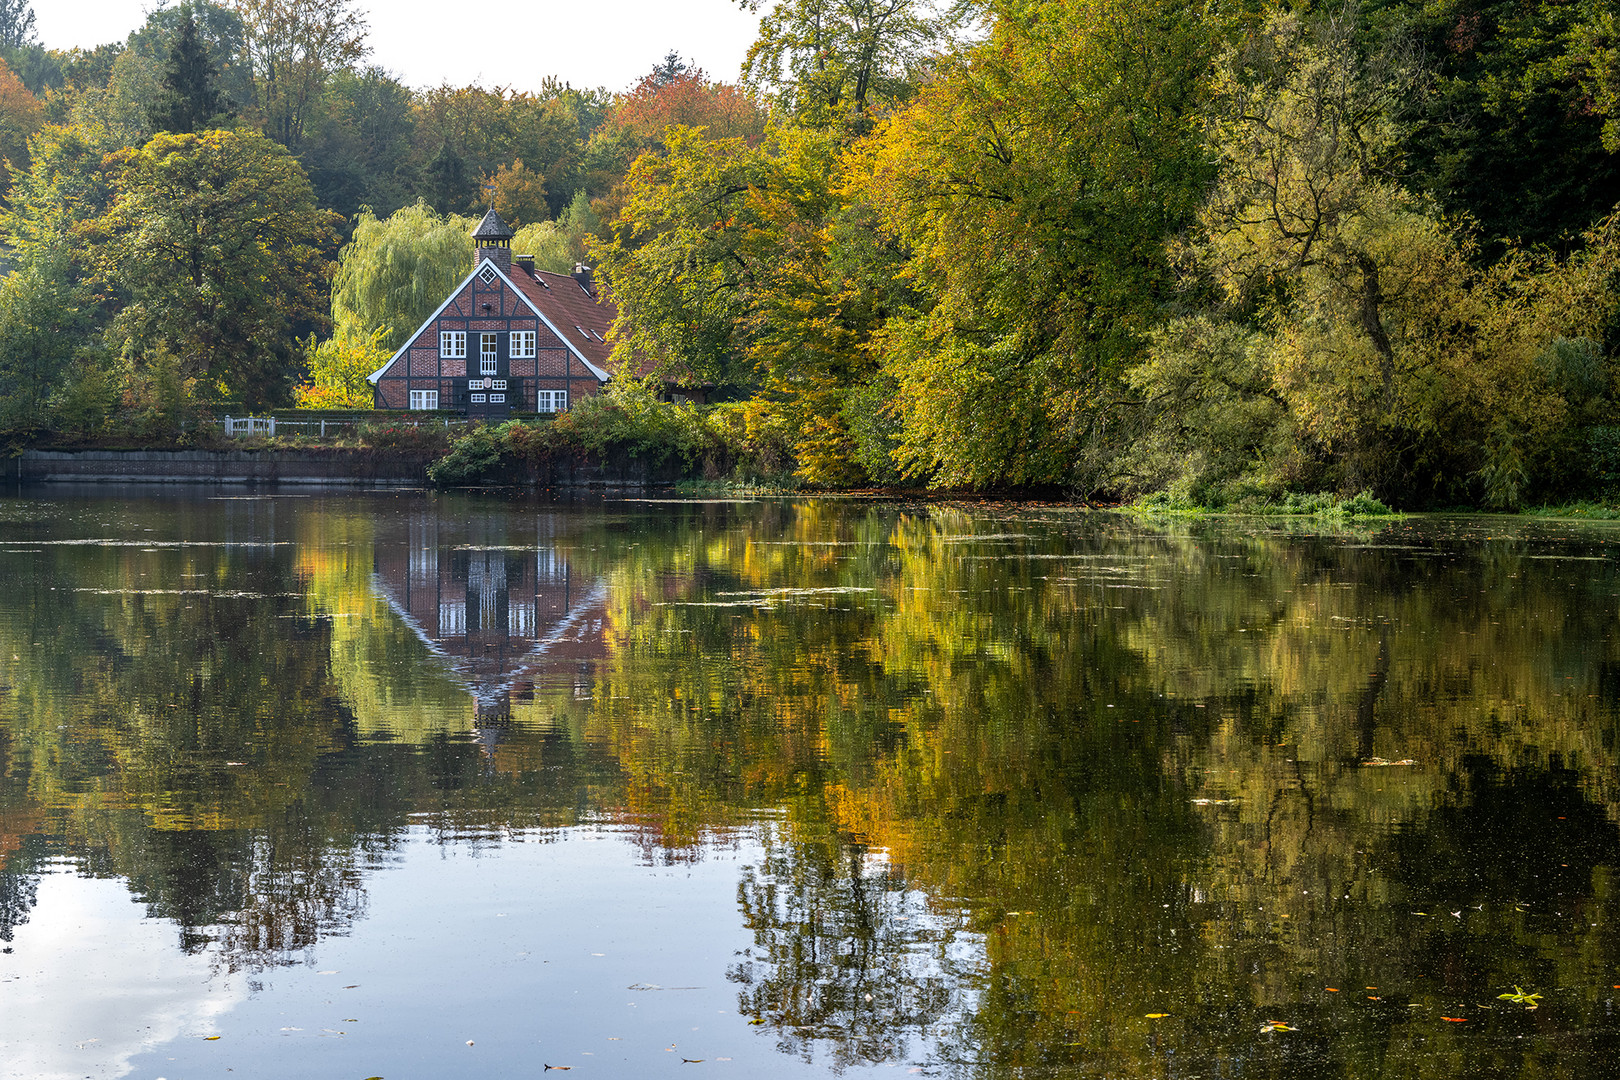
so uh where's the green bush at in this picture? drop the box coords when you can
[426,423,504,485]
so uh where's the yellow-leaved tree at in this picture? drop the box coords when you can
[293,328,389,410]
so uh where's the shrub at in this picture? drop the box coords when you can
[356,420,451,454]
[426,423,504,485]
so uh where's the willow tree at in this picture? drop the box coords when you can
[329,200,473,349]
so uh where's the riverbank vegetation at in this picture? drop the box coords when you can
[3,0,1620,508]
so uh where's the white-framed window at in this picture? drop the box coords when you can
[490,393,506,403]
[439,331,465,359]
[480,332,498,375]
[470,393,487,404]
[510,330,536,358]
[439,600,466,635]
[537,390,569,413]
[409,389,439,410]
[492,379,507,391]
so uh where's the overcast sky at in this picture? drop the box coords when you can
[36,0,763,93]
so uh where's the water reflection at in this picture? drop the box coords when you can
[371,510,607,721]
[1,494,1619,1078]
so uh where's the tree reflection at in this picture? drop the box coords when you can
[3,496,1620,1076]
[730,823,972,1069]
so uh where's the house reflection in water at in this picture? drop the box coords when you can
[371,513,609,728]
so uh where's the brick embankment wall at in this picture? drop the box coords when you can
[16,449,437,486]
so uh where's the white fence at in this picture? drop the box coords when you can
[221,415,458,439]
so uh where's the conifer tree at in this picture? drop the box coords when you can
[147,14,234,134]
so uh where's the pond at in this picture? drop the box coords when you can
[2,488,1620,1080]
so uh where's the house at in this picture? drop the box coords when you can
[367,207,616,416]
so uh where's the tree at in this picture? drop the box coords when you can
[128,2,253,108]
[423,138,469,214]
[512,189,600,273]
[742,0,959,132]
[0,0,33,49]
[1170,8,1620,506]
[411,85,590,217]
[66,49,159,150]
[648,50,688,87]
[612,68,767,147]
[299,65,416,220]
[98,130,338,408]
[0,54,42,193]
[147,14,235,134]
[0,247,91,431]
[490,158,549,227]
[293,327,389,408]
[858,0,1216,489]
[598,126,911,483]
[1368,0,1620,252]
[329,200,473,350]
[230,0,368,149]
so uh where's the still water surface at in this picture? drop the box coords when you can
[3,489,1620,1079]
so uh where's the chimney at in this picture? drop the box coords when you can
[572,263,595,297]
[515,254,536,277]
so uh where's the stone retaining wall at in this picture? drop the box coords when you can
[15,448,689,489]
[18,449,437,486]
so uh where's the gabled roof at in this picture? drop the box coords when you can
[367,257,616,386]
[507,264,617,374]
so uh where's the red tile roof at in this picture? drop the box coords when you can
[508,265,618,375]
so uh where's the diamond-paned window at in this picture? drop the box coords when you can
[478,265,497,285]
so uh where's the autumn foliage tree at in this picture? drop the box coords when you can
[612,69,767,146]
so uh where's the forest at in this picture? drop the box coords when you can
[5,0,1620,507]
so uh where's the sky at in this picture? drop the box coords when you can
[35,0,764,93]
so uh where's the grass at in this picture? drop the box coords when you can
[672,474,804,497]
[1520,500,1620,520]
[1126,490,1400,519]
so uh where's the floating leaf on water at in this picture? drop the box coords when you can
[204,1035,221,1041]
[1145,1013,1169,1018]
[1442,1017,1469,1022]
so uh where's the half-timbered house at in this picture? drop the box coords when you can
[367,207,616,416]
